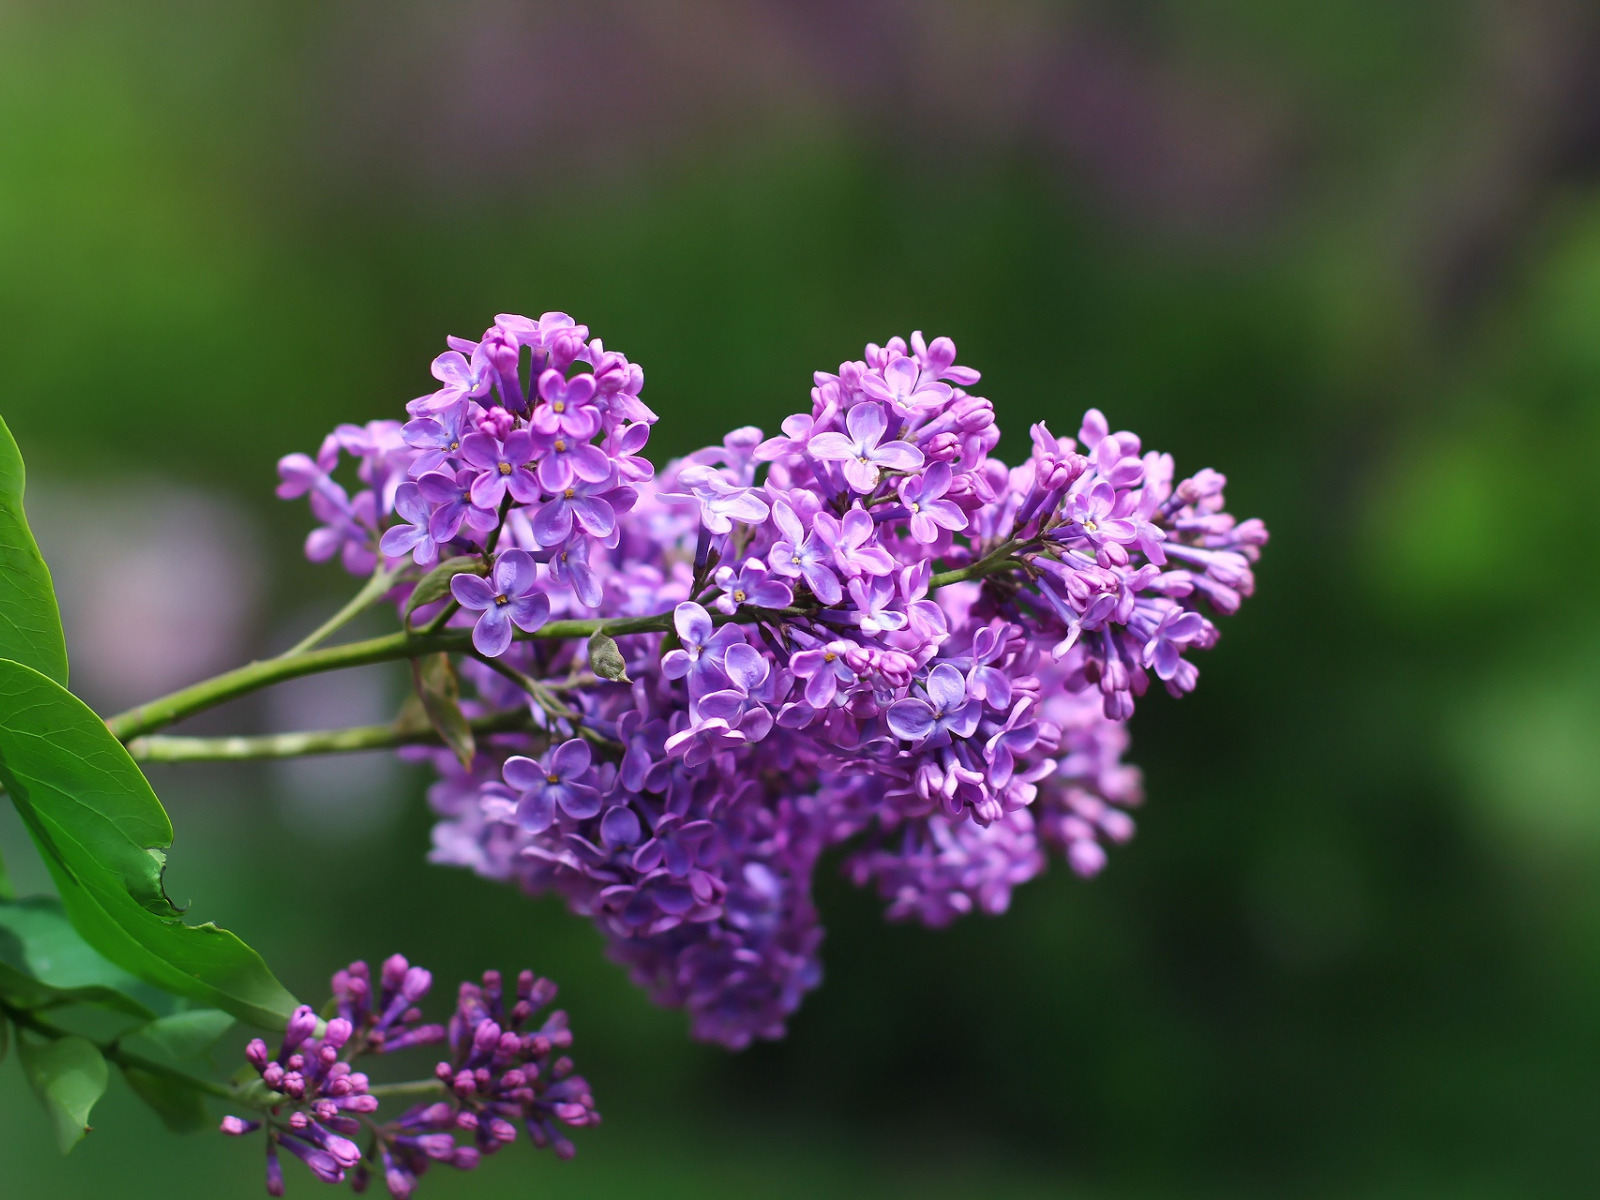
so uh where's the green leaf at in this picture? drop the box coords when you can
[0,896,156,1018]
[588,631,631,683]
[1,1013,9,1066]
[17,1033,109,1153]
[0,658,298,1028]
[0,416,69,687]
[122,1065,210,1133]
[0,841,15,902]
[124,1007,233,1061]
[411,653,475,768]
[405,555,485,623]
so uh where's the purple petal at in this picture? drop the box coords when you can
[569,495,616,538]
[516,788,556,833]
[695,691,746,723]
[556,783,601,820]
[502,756,543,790]
[450,574,496,611]
[674,602,713,646]
[416,471,464,504]
[845,402,887,446]
[568,442,613,483]
[806,432,855,462]
[550,738,592,776]
[392,483,429,526]
[471,605,513,657]
[532,499,574,546]
[502,429,536,466]
[494,549,539,597]
[379,524,427,558]
[886,699,936,741]
[507,591,550,632]
[600,805,642,849]
[722,643,769,692]
[841,458,879,493]
[801,562,842,606]
[925,663,967,710]
[468,471,508,510]
[873,441,924,473]
[459,433,502,471]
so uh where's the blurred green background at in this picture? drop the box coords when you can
[4,2,1600,1196]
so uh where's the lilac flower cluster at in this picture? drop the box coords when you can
[280,315,1265,1049]
[220,954,595,1198]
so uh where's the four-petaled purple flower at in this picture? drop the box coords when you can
[379,482,440,566]
[806,402,924,493]
[532,369,599,436]
[712,557,793,615]
[664,464,771,535]
[503,738,600,831]
[461,430,541,509]
[898,461,968,543]
[661,602,744,692]
[450,549,551,656]
[768,498,843,604]
[861,355,953,413]
[886,664,983,746]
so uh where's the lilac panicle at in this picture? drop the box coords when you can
[221,954,595,1198]
[282,315,1266,1049]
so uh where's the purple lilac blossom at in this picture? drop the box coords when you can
[280,316,1266,1049]
[221,955,595,1198]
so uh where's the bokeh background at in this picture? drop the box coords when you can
[3,2,1599,1196]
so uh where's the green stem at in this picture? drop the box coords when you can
[124,708,535,763]
[929,539,1026,589]
[279,564,405,657]
[367,1079,450,1101]
[1,1000,237,1102]
[102,551,1023,745]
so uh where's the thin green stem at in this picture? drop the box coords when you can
[367,1079,450,1101]
[124,708,535,764]
[104,628,466,742]
[929,539,1027,589]
[280,564,405,657]
[101,550,1024,745]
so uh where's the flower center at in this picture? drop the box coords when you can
[823,651,836,662]
[498,462,512,476]
[733,589,747,602]
[1083,519,1098,533]
[564,487,575,499]
[494,594,509,606]
[546,773,560,784]
[449,440,459,451]
[908,501,920,512]
[554,439,567,452]
[553,400,566,412]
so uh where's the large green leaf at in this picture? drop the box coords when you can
[124,1007,234,1061]
[17,1033,109,1153]
[122,1064,210,1133]
[0,416,69,686]
[0,895,157,1018]
[0,659,297,1028]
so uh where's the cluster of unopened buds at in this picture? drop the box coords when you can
[279,312,1266,1049]
[220,955,597,1197]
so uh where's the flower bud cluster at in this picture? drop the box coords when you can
[281,316,1266,1049]
[220,955,594,1198]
